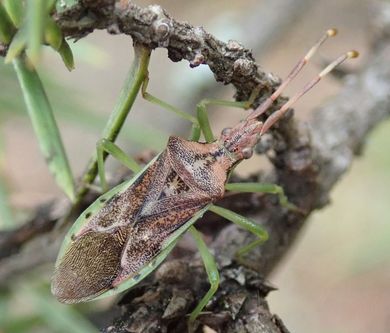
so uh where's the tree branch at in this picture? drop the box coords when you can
[1,1,390,332]
[54,0,281,102]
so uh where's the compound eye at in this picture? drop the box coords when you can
[242,147,253,159]
[221,127,232,136]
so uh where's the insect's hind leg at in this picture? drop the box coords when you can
[96,138,142,192]
[208,204,269,264]
[187,226,220,331]
[225,182,299,211]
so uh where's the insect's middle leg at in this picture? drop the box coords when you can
[96,138,141,192]
[208,204,269,262]
[187,226,220,330]
[225,182,298,211]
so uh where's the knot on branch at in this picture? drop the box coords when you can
[116,4,174,49]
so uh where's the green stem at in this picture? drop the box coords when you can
[27,0,45,65]
[3,0,24,28]
[13,56,76,202]
[0,3,15,44]
[76,45,151,202]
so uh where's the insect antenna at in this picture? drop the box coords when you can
[259,50,359,135]
[248,28,338,121]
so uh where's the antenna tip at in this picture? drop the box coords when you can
[327,28,338,37]
[347,50,359,58]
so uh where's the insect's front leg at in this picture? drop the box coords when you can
[141,75,199,125]
[141,75,206,142]
[195,86,260,143]
[187,225,220,332]
[225,182,299,211]
[208,204,268,264]
[96,138,142,192]
[141,74,260,143]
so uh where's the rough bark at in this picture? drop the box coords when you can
[1,1,390,332]
[54,0,282,103]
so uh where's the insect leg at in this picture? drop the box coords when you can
[140,75,206,142]
[188,226,220,328]
[225,182,298,211]
[208,204,269,261]
[196,86,260,143]
[96,138,141,191]
[141,75,260,143]
[141,75,199,123]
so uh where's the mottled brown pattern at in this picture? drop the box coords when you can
[114,202,206,284]
[167,136,232,197]
[80,155,162,232]
[53,130,258,302]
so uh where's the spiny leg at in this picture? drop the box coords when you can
[188,226,220,329]
[225,182,298,211]
[208,204,268,262]
[96,138,141,192]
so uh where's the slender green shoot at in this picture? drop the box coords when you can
[5,25,27,63]
[44,17,63,51]
[57,38,75,71]
[13,56,76,202]
[78,45,151,202]
[27,0,46,65]
[0,3,15,44]
[2,0,24,28]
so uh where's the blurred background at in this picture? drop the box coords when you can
[1,0,389,332]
